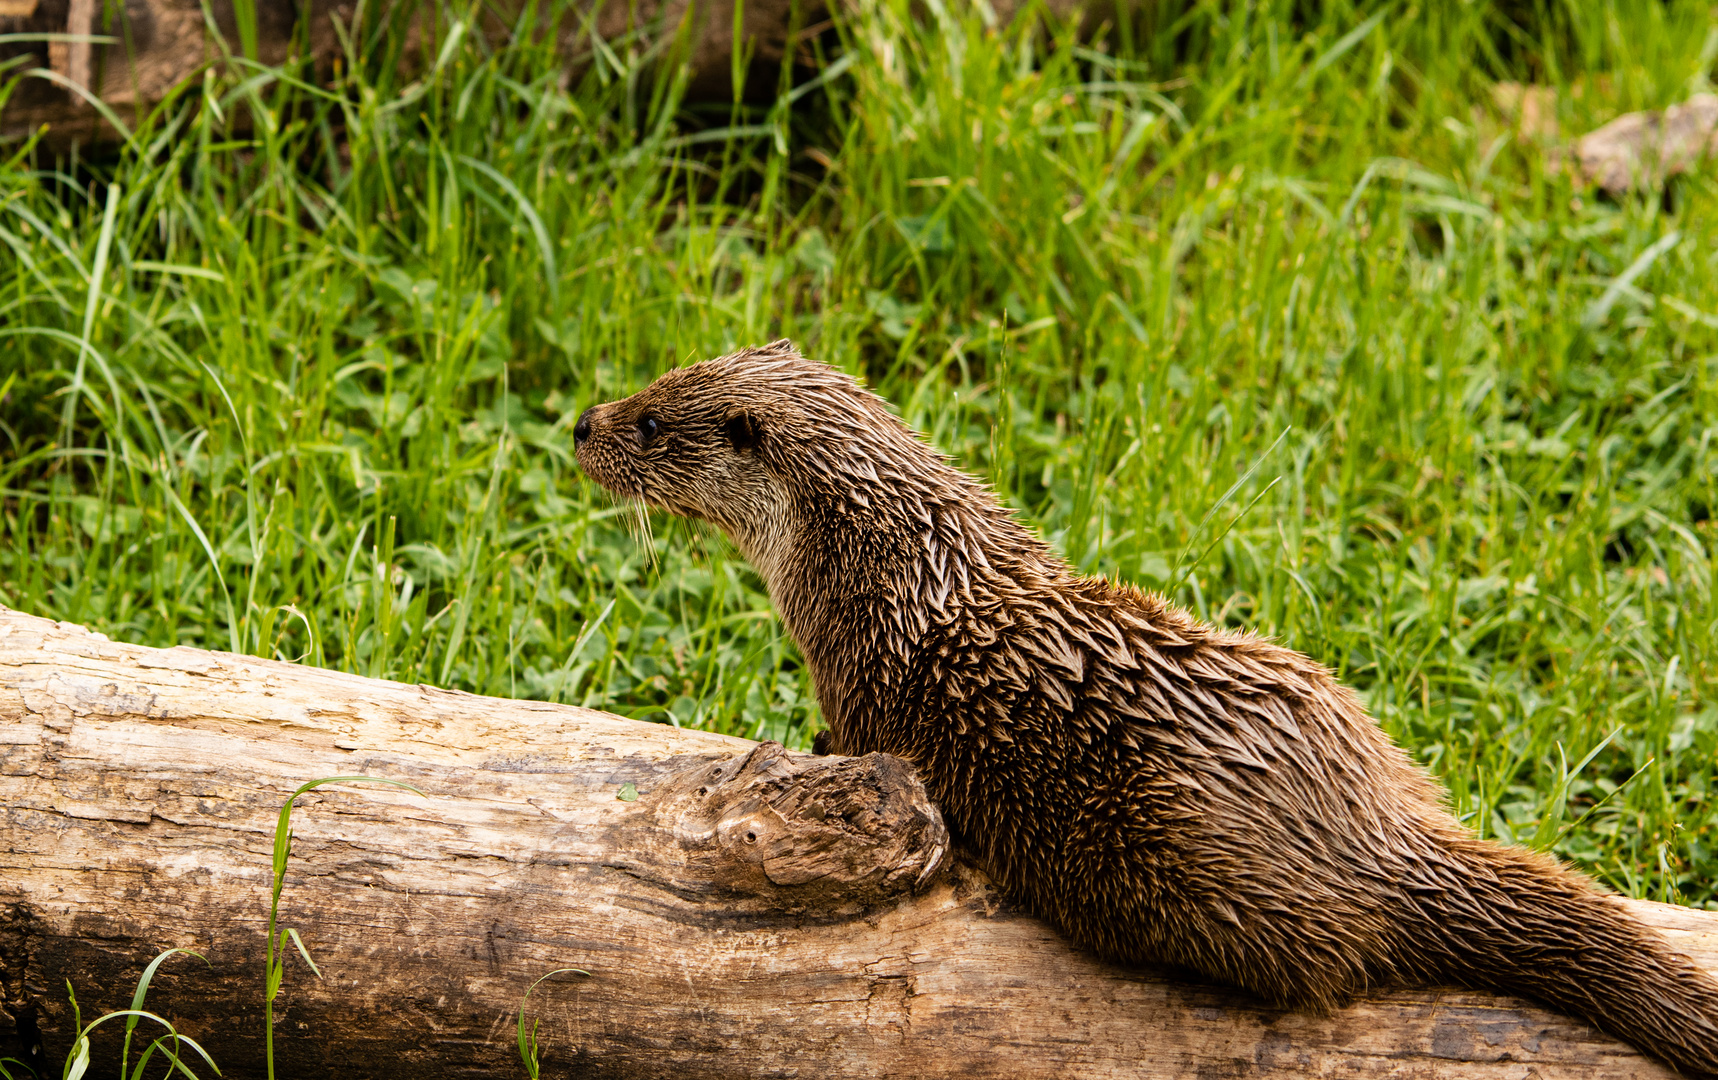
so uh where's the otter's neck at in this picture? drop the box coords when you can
[750,453,1060,752]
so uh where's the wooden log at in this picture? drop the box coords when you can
[0,603,1714,1079]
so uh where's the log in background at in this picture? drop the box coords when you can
[2,603,1716,1078]
[0,0,1098,144]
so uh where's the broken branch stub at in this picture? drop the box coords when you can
[646,742,947,907]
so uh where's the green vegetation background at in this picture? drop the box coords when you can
[2,0,1715,904]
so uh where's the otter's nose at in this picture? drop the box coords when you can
[573,407,594,446]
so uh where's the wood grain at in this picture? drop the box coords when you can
[1,604,1712,1078]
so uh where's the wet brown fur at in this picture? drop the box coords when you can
[574,340,1718,1076]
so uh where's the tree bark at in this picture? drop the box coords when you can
[1,603,1714,1079]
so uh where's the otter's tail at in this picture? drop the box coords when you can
[1418,838,1718,1078]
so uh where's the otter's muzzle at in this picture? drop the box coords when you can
[573,406,596,446]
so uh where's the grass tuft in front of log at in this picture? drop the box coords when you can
[263,777,425,1077]
[516,968,593,1079]
[0,945,215,1080]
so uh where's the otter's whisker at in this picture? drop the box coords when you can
[615,496,658,571]
[634,501,655,570]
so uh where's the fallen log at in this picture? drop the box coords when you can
[0,603,1713,1079]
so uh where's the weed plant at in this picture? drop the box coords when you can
[2,0,1716,904]
[54,952,218,1080]
[263,778,422,1079]
[516,967,591,1079]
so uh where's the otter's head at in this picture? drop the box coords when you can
[573,340,926,587]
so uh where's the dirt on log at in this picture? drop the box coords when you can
[1,603,1716,1078]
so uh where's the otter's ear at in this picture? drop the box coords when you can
[724,409,764,453]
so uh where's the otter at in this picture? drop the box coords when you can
[573,339,1718,1076]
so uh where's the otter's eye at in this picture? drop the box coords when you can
[636,415,660,445]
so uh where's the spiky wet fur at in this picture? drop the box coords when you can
[574,341,1718,1076]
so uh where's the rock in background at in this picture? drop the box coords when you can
[1489,80,1718,193]
[1571,92,1718,193]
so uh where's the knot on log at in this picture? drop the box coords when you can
[645,742,947,913]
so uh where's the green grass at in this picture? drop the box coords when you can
[3,0,1717,905]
